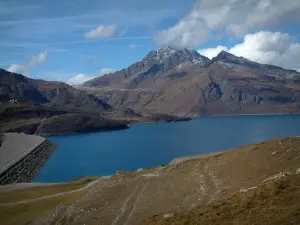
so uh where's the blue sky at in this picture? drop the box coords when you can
[1,0,300,84]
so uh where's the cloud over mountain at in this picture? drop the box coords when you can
[7,51,47,75]
[7,64,28,75]
[67,68,114,85]
[155,0,300,48]
[198,31,300,72]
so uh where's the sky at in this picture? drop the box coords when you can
[1,0,300,84]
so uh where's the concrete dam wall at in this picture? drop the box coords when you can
[0,133,56,185]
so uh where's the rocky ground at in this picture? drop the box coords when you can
[0,137,300,225]
[0,140,56,185]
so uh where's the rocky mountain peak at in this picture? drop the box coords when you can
[176,48,209,62]
[156,46,177,57]
[212,51,300,80]
[212,51,261,70]
[83,47,212,87]
[142,47,176,64]
[213,51,252,64]
[141,47,208,67]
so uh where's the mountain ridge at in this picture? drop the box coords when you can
[83,47,211,88]
[0,69,190,135]
[0,69,113,110]
[84,49,300,88]
[211,50,300,79]
[81,48,300,116]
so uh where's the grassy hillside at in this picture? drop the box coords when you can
[145,173,300,225]
[0,137,299,224]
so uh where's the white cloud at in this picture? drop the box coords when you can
[198,31,300,71]
[29,51,47,66]
[7,64,28,75]
[129,44,136,48]
[6,51,47,75]
[198,46,229,60]
[154,0,300,48]
[67,74,94,85]
[67,68,115,85]
[154,9,209,48]
[96,68,114,76]
[85,24,116,39]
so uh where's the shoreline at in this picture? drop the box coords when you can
[3,136,300,186]
[39,124,130,137]
[199,112,300,117]
[40,112,300,137]
[3,113,299,185]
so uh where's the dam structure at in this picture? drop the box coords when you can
[0,133,56,185]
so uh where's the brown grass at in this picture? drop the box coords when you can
[0,192,84,225]
[1,137,300,225]
[0,177,95,204]
[145,173,300,225]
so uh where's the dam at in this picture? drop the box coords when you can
[0,133,56,185]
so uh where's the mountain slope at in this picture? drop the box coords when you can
[0,70,129,135]
[0,69,48,103]
[84,47,210,89]
[0,69,190,135]
[212,51,300,79]
[0,69,111,110]
[82,49,300,116]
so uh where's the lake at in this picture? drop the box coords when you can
[34,114,300,182]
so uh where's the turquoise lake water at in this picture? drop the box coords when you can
[34,114,300,182]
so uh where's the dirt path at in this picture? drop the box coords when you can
[111,179,149,225]
[123,180,150,225]
[0,180,99,207]
[111,161,220,225]
[204,158,224,204]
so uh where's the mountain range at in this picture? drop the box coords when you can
[1,47,300,134]
[82,47,300,116]
[0,68,186,135]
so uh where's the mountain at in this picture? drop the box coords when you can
[0,69,188,135]
[0,69,127,135]
[212,51,300,80]
[0,69,110,110]
[84,47,210,89]
[0,69,48,103]
[82,49,300,116]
